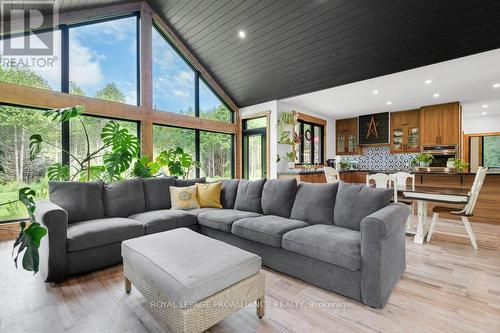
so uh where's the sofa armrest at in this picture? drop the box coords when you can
[360,203,409,308]
[35,200,68,282]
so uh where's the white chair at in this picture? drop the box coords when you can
[366,173,398,201]
[324,167,340,183]
[426,167,488,249]
[390,172,416,230]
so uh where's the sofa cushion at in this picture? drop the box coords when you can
[282,224,361,271]
[334,182,392,231]
[198,209,261,233]
[175,177,206,187]
[261,179,297,218]
[67,217,144,252]
[291,182,339,225]
[234,179,266,213]
[49,180,105,223]
[231,215,309,247]
[141,176,176,211]
[196,182,222,208]
[170,185,200,210]
[221,179,240,209]
[185,208,220,216]
[129,209,197,234]
[121,228,261,307]
[103,179,146,218]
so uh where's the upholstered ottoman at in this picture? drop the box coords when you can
[122,228,265,333]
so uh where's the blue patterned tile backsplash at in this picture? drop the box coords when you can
[340,147,417,171]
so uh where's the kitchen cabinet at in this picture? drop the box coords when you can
[390,109,420,153]
[420,102,461,146]
[339,171,367,183]
[336,117,359,155]
[300,173,326,183]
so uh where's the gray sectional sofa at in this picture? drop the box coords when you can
[35,177,409,308]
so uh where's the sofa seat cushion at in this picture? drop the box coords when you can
[231,215,309,248]
[121,228,261,307]
[282,224,361,271]
[67,218,144,252]
[129,209,197,234]
[198,209,261,233]
[186,208,220,216]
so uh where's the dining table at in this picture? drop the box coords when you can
[393,184,470,244]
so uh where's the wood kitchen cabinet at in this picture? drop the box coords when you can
[420,102,461,145]
[390,109,420,153]
[300,173,326,183]
[336,117,359,155]
[339,171,367,183]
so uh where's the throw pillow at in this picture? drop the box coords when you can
[196,182,223,208]
[333,182,392,231]
[170,185,200,210]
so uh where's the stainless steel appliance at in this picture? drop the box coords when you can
[421,145,458,171]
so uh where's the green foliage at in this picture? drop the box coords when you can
[44,105,84,122]
[47,163,70,181]
[95,83,126,103]
[339,160,351,169]
[0,149,4,173]
[483,135,500,168]
[156,147,198,179]
[29,134,43,161]
[453,158,469,172]
[411,153,434,166]
[285,151,296,162]
[0,187,47,273]
[132,156,154,178]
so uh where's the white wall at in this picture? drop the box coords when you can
[462,114,500,134]
[240,101,279,178]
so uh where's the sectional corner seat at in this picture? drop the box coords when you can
[35,177,409,308]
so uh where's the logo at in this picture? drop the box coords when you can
[1,0,58,70]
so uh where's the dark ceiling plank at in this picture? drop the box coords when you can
[169,0,219,30]
[173,0,232,34]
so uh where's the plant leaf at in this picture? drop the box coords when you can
[78,165,106,181]
[44,105,84,123]
[47,163,70,181]
[29,134,43,160]
[12,222,47,273]
[103,150,134,182]
[19,187,36,221]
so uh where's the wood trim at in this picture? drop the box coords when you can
[150,110,236,134]
[297,112,327,126]
[140,4,153,158]
[148,4,238,113]
[241,111,271,119]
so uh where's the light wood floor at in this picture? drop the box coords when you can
[1,220,500,333]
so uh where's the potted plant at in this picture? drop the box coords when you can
[285,151,296,169]
[453,158,469,172]
[447,157,456,168]
[339,160,351,170]
[411,153,434,167]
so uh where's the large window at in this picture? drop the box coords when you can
[296,120,324,165]
[0,105,61,221]
[483,135,500,168]
[152,26,195,115]
[69,16,138,104]
[242,117,267,180]
[0,30,62,91]
[199,78,232,122]
[153,125,196,178]
[200,131,233,180]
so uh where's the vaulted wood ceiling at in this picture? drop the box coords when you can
[35,0,500,107]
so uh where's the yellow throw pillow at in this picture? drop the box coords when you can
[196,182,222,208]
[170,185,200,210]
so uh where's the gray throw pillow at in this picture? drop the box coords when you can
[221,179,240,209]
[141,176,176,211]
[334,182,392,231]
[49,180,105,223]
[175,177,206,187]
[261,179,297,218]
[234,179,266,213]
[103,178,146,217]
[291,182,339,224]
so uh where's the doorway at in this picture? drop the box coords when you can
[242,116,268,179]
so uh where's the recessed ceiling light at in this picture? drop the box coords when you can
[386,101,392,105]
[238,30,246,39]
[425,79,432,84]
[492,83,500,88]
[372,90,379,95]
[482,111,488,116]
[433,93,440,98]
[482,104,489,108]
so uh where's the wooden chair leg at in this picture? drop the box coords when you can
[257,295,265,319]
[427,212,439,242]
[125,277,131,294]
[461,216,478,250]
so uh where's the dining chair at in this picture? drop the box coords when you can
[324,166,340,183]
[366,173,398,201]
[390,172,416,230]
[426,167,488,249]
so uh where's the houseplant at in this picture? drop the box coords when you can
[411,153,434,167]
[451,158,469,172]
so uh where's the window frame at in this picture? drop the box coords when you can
[296,120,324,165]
[242,117,267,179]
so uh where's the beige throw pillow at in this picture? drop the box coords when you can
[170,185,200,210]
